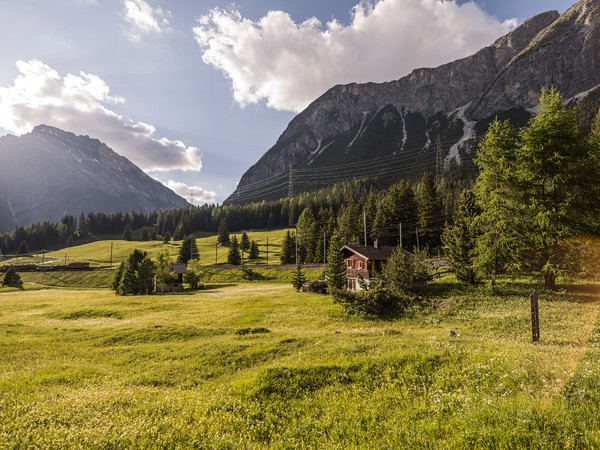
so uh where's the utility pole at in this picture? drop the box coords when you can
[416,227,420,252]
[288,165,294,199]
[435,134,443,184]
[266,237,269,265]
[363,211,367,246]
[399,223,403,249]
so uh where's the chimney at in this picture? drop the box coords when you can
[374,239,379,249]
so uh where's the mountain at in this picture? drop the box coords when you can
[0,125,189,232]
[226,0,600,204]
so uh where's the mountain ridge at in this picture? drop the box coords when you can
[226,0,600,204]
[0,125,189,232]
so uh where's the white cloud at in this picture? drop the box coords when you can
[194,0,517,113]
[123,0,171,41]
[0,59,201,172]
[162,179,216,205]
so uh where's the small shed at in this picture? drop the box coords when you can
[167,262,187,292]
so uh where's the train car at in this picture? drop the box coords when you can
[66,262,90,270]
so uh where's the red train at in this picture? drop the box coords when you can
[0,262,90,272]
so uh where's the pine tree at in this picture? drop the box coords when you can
[473,118,518,287]
[178,235,199,264]
[163,231,171,243]
[297,208,316,263]
[291,261,306,292]
[280,231,296,264]
[123,224,133,241]
[141,227,150,241]
[324,233,346,292]
[227,236,241,265]
[249,240,259,261]
[418,172,442,251]
[2,266,23,288]
[137,256,156,294]
[441,190,481,284]
[17,240,29,255]
[240,231,250,252]
[217,218,230,246]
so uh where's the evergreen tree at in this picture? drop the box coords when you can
[372,180,417,247]
[512,88,589,288]
[123,224,133,241]
[473,118,517,287]
[113,249,149,295]
[163,231,171,243]
[291,261,306,292]
[217,218,230,246]
[240,231,250,252]
[418,172,442,250]
[155,249,175,290]
[17,240,29,255]
[297,208,316,263]
[280,231,296,264]
[381,248,429,299]
[178,235,199,264]
[2,266,23,288]
[249,240,260,261]
[227,236,241,265]
[441,190,481,284]
[137,256,156,294]
[141,227,150,241]
[77,212,89,236]
[324,233,346,292]
[111,262,125,292]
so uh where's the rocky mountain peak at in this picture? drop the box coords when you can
[226,0,600,204]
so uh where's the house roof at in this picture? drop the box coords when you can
[168,263,187,274]
[341,245,400,261]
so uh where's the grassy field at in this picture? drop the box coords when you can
[2,228,293,268]
[2,277,600,447]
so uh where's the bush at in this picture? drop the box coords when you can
[332,286,396,316]
[2,266,23,289]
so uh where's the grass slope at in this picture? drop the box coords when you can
[1,278,600,447]
[22,228,294,268]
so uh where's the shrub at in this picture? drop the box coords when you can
[2,266,23,289]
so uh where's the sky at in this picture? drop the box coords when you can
[0,0,577,205]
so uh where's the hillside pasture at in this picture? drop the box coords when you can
[2,278,600,447]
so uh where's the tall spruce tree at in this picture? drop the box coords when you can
[240,231,250,252]
[297,208,316,263]
[280,231,296,264]
[418,172,442,251]
[473,118,518,287]
[178,235,199,264]
[227,236,241,265]
[122,224,133,241]
[441,190,481,284]
[217,218,230,247]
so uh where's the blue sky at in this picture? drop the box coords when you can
[0,0,576,204]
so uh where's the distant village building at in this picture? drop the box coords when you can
[342,243,408,291]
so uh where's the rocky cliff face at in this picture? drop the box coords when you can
[227,0,600,204]
[0,125,188,232]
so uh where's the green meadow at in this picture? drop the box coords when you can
[4,228,293,268]
[2,276,600,447]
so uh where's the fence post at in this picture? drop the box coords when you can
[530,289,540,344]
